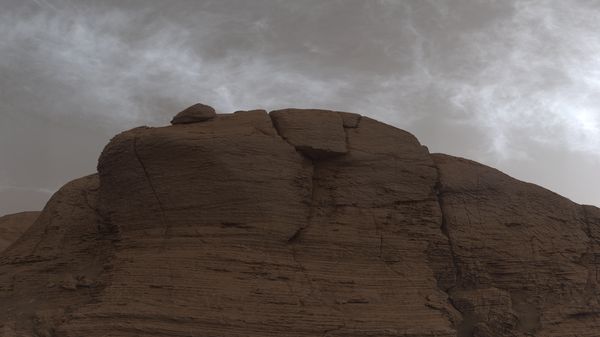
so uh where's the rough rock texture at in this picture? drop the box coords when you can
[0,108,599,336]
[269,109,348,158]
[170,103,216,124]
[0,174,111,336]
[432,154,600,337]
[0,211,40,252]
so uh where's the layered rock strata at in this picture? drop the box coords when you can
[432,154,600,336]
[0,106,598,336]
[0,211,40,252]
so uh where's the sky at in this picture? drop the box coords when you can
[1,0,600,216]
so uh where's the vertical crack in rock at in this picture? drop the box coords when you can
[266,110,317,236]
[133,136,170,251]
[291,157,317,295]
[286,155,316,244]
[336,111,362,129]
[432,164,463,321]
[435,179,459,279]
[340,113,361,162]
[285,151,317,299]
[268,112,294,148]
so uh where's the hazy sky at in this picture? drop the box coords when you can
[2,0,600,216]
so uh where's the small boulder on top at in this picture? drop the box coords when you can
[170,103,217,124]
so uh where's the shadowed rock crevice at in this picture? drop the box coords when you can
[336,111,361,128]
[286,228,304,244]
[286,155,316,244]
[432,166,459,291]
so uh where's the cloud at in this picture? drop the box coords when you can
[0,1,357,132]
[3,0,600,165]
[1,0,459,136]
[438,0,600,161]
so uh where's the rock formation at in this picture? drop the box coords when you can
[0,211,40,252]
[170,103,216,124]
[0,105,599,336]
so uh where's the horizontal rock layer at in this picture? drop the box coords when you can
[0,107,598,336]
[0,211,40,252]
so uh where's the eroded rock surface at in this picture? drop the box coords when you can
[0,108,599,336]
[170,103,216,124]
[0,211,40,252]
[269,109,348,158]
[0,174,109,336]
[432,153,600,336]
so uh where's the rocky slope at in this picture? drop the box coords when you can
[0,211,40,252]
[0,106,599,336]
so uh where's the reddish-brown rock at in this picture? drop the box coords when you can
[0,108,599,336]
[269,109,348,158]
[170,103,217,124]
[0,174,111,335]
[0,211,40,252]
[432,153,600,336]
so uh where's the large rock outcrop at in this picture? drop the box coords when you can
[0,105,599,336]
[432,154,600,336]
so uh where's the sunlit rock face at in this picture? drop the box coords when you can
[1,104,599,337]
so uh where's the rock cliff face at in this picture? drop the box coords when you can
[1,106,599,336]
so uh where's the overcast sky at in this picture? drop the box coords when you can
[1,0,599,216]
